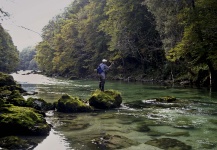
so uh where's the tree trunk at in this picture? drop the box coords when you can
[207,60,217,88]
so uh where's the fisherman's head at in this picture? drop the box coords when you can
[102,59,107,63]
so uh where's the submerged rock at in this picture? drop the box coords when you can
[89,90,122,109]
[90,134,139,149]
[0,105,51,136]
[0,136,38,150]
[125,96,186,109]
[136,122,151,132]
[59,120,91,131]
[173,117,195,129]
[56,94,93,113]
[145,138,192,150]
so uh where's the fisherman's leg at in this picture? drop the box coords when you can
[99,75,103,90]
[101,79,105,91]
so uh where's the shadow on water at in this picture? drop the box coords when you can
[11,71,217,150]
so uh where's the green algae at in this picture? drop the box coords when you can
[56,94,93,113]
[0,105,51,136]
[89,89,122,109]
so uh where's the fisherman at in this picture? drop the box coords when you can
[97,59,113,91]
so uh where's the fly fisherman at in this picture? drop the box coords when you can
[97,59,113,91]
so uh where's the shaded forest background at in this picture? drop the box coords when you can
[0,0,216,87]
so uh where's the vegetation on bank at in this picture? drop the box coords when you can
[0,0,216,88]
[33,0,217,88]
[0,25,19,73]
[19,46,38,71]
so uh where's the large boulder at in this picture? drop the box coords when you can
[0,72,16,87]
[26,97,54,111]
[0,105,51,137]
[89,90,122,109]
[56,94,93,113]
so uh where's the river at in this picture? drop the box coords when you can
[11,71,217,150]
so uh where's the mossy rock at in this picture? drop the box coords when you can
[56,94,93,113]
[6,90,26,106]
[0,105,51,136]
[0,72,16,87]
[156,96,176,103]
[0,98,5,107]
[145,138,192,150]
[0,85,26,94]
[26,97,54,111]
[89,90,122,109]
[0,136,38,149]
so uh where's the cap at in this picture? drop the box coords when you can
[102,59,107,62]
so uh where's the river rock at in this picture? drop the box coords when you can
[56,94,93,113]
[0,105,51,136]
[6,90,26,106]
[89,90,122,109]
[136,122,151,132]
[26,97,54,111]
[90,134,139,149]
[0,72,16,86]
[0,136,38,150]
[145,138,192,150]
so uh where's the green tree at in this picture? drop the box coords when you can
[100,0,164,74]
[0,25,19,73]
[167,0,217,87]
[19,46,38,70]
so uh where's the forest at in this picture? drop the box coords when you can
[0,0,216,88]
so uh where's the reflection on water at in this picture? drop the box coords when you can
[11,71,217,150]
[34,129,71,150]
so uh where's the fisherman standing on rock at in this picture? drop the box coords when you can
[97,59,113,91]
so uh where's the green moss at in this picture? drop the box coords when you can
[156,96,176,102]
[0,105,50,136]
[89,89,122,109]
[26,97,54,111]
[0,72,16,87]
[56,94,93,113]
[0,98,5,107]
[0,136,38,149]
[7,90,26,106]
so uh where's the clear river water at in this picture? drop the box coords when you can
[11,71,217,150]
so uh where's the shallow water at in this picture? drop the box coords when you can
[11,71,217,150]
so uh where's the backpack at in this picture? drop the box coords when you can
[97,65,103,74]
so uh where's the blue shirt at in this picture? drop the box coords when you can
[99,63,109,79]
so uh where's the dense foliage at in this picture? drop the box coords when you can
[19,47,38,70]
[145,0,217,86]
[35,0,217,87]
[0,25,19,73]
[36,0,164,78]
